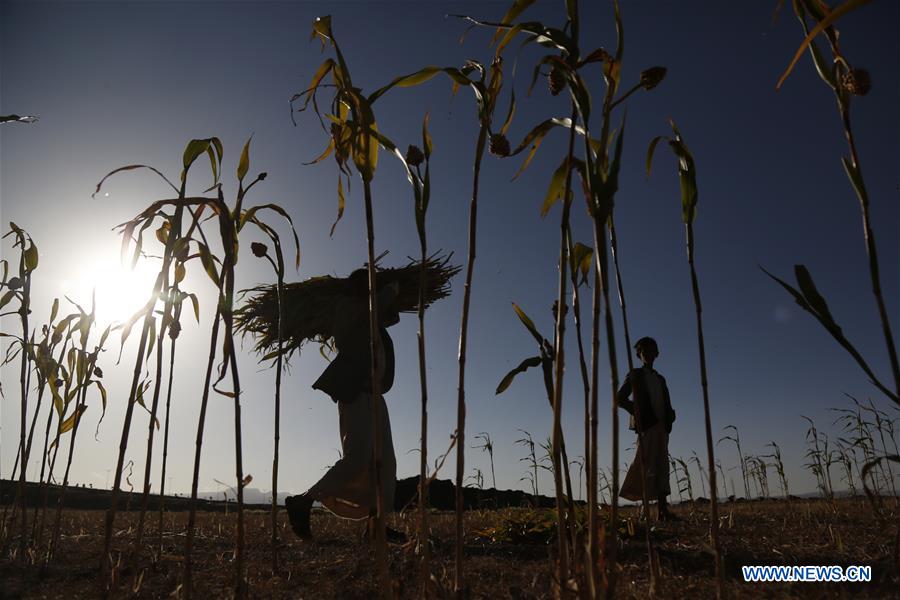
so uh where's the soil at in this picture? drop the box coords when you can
[0,496,897,598]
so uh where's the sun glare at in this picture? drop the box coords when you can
[61,255,160,327]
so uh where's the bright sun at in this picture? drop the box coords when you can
[61,255,160,327]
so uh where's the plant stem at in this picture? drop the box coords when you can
[686,219,724,597]
[135,282,175,556]
[158,312,178,556]
[549,104,580,590]
[609,215,661,592]
[455,122,487,598]
[417,231,431,593]
[362,175,392,600]
[184,302,222,598]
[587,267,601,597]
[837,94,900,402]
[17,254,31,563]
[270,250,284,576]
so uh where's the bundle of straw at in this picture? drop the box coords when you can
[236,253,460,358]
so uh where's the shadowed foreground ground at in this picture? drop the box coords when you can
[1,497,897,598]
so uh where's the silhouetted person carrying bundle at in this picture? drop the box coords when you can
[617,336,678,521]
[286,271,404,541]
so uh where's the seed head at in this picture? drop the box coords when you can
[251,242,268,258]
[640,66,667,91]
[841,68,871,96]
[489,133,511,157]
[6,276,22,290]
[548,66,566,96]
[405,144,424,167]
[168,320,181,340]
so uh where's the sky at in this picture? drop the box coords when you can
[1,0,898,502]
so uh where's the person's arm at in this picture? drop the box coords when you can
[616,372,634,414]
[660,374,676,432]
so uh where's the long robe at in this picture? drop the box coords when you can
[618,367,674,501]
[306,289,398,519]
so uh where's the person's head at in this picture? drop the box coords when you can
[634,337,659,367]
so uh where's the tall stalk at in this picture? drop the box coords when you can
[93,137,224,595]
[648,120,723,596]
[454,120,487,598]
[249,227,287,575]
[405,118,434,593]
[49,304,106,562]
[157,300,180,556]
[548,104,579,588]
[609,212,661,592]
[4,224,36,563]
[134,271,177,556]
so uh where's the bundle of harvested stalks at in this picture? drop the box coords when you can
[236,253,460,358]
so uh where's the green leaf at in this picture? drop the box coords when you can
[0,290,15,311]
[496,356,542,394]
[511,302,543,346]
[182,139,210,172]
[197,243,221,287]
[237,136,252,182]
[541,158,569,217]
[24,242,38,271]
[188,292,200,322]
[50,297,59,324]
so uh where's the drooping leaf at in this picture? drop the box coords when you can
[187,292,200,322]
[58,404,87,435]
[496,355,542,394]
[92,164,179,198]
[762,265,898,404]
[570,242,593,286]
[182,139,211,178]
[490,0,537,44]
[239,204,301,269]
[777,0,873,90]
[331,175,345,237]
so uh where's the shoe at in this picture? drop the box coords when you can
[286,495,313,539]
[363,519,408,545]
[659,509,680,522]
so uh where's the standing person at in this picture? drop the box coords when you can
[617,337,678,521]
[286,271,403,541]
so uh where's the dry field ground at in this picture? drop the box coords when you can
[1,497,897,598]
